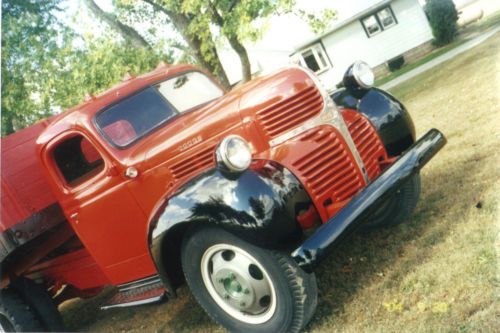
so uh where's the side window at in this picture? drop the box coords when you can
[53,135,104,186]
[297,43,330,74]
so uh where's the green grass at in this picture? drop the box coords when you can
[60,32,500,333]
[374,38,469,87]
[375,10,500,87]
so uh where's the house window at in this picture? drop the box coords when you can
[298,44,330,74]
[361,6,397,37]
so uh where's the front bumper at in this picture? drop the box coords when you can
[292,129,446,272]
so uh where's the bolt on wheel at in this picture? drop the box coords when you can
[200,244,277,324]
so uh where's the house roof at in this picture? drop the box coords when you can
[293,0,393,52]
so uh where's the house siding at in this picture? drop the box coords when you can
[316,0,433,90]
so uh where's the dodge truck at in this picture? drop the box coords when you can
[0,61,446,332]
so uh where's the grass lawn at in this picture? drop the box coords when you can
[60,32,500,333]
[375,11,500,87]
[374,38,469,87]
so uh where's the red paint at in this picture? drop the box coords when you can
[1,118,57,231]
[297,205,320,229]
[1,64,389,297]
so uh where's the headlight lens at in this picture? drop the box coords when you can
[217,135,252,172]
[352,61,374,89]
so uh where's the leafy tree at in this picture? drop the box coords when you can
[1,0,68,135]
[52,37,173,110]
[1,0,336,136]
[424,0,459,46]
[186,1,336,83]
[83,0,151,48]
[119,0,336,85]
[120,0,232,88]
[1,0,173,136]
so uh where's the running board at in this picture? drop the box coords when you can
[101,275,166,310]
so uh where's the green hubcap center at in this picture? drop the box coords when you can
[224,277,242,295]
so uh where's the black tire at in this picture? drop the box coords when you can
[181,227,317,333]
[0,289,44,332]
[13,278,65,332]
[361,173,421,231]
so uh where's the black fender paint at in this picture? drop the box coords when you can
[148,161,311,292]
[332,87,416,157]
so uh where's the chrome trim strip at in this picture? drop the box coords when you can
[101,294,165,310]
[118,275,161,292]
[269,66,369,182]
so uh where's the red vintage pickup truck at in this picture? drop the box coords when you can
[0,61,445,332]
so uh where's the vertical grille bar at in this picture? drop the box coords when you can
[341,109,387,180]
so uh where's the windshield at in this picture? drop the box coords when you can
[95,71,224,148]
[156,71,224,112]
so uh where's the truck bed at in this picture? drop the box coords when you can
[1,118,59,231]
[1,117,75,263]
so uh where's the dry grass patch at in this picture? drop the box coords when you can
[61,33,500,333]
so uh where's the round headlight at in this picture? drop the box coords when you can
[352,61,374,89]
[217,135,252,172]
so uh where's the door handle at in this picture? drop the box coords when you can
[70,212,79,219]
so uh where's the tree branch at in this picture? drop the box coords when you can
[83,0,150,49]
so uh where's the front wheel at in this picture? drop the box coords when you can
[361,173,421,231]
[181,227,317,333]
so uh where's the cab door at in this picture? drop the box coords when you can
[45,131,156,284]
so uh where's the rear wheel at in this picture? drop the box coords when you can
[0,289,44,332]
[0,278,65,332]
[181,227,317,333]
[361,173,421,231]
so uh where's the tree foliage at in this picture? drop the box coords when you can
[424,0,459,46]
[1,0,172,136]
[1,0,68,135]
[118,0,335,84]
[1,0,336,136]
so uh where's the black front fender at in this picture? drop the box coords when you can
[149,161,309,291]
[332,87,416,157]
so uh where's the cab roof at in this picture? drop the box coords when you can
[36,63,209,146]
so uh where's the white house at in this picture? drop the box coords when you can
[219,0,434,91]
[290,0,434,91]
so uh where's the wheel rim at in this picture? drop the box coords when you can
[200,244,277,324]
[0,313,16,333]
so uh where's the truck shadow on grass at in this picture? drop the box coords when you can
[61,148,490,332]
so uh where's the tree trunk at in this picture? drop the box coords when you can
[208,5,251,83]
[141,0,231,90]
[227,36,251,83]
[83,0,150,49]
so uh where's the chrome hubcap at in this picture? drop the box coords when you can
[200,244,276,324]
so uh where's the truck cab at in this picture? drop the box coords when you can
[0,61,445,333]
